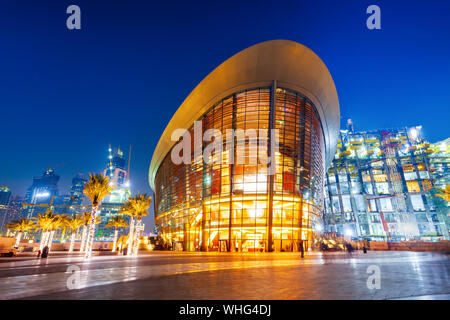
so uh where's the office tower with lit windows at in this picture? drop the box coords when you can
[149,40,340,252]
[97,145,131,240]
[69,174,88,205]
[24,168,60,218]
[104,146,128,189]
[0,186,12,233]
[0,186,11,206]
[324,125,449,240]
[53,174,88,215]
[0,196,24,235]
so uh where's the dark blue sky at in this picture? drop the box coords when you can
[1,0,449,205]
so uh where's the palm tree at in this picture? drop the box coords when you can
[7,218,35,248]
[33,209,56,251]
[119,200,137,255]
[79,212,90,253]
[83,173,112,258]
[47,215,66,251]
[79,212,101,253]
[65,214,85,253]
[128,192,151,256]
[105,216,128,252]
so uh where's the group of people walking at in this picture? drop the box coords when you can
[36,246,49,259]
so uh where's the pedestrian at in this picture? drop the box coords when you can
[346,242,353,254]
[363,245,367,254]
[299,241,304,258]
[123,247,128,255]
[41,246,49,259]
[37,249,41,258]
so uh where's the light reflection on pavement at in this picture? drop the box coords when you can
[0,251,448,300]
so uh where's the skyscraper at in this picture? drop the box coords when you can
[0,186,12,233]
[0,186,11,206]
[97,145,131,240]
[104,146,128,189]
[54,174,88,215]
[68,173,88,206]
[24,168,60,218]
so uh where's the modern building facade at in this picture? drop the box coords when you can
[0,186,12,233]
[97,145,131,240]
[104,146,129,189]
[54,174,88,215]
[0,186,11,206]
[24,168,60,218]
[68,174,88,206]
[324,125,449,240]
[149,40,340,252]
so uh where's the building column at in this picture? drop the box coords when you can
[266,80,276,252]
[227,94,237,252]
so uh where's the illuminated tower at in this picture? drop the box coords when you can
[97,145,131,240]
[104,145,128,189]
[24,168,60,218]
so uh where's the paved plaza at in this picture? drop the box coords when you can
[0,251,448,300]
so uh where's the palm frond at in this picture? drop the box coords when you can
[7,218,35,232]
[105,216,129,229]
[83,173,112,205]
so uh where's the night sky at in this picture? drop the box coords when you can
[0,0,449,228]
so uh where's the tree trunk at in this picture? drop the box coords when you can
[132,218,142,256]
[127,217,135,256]
[61,228,66,242]
[15,231,22,248]
[112,228,118,252]
[42,231,50,250]
[69,231,76,253]
[48,230,55,251]
[80,225,87,252]
[84,205,98,258]
[39,231,48,251]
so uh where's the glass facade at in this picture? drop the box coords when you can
[325,126,449,240]
[154,87,326,252]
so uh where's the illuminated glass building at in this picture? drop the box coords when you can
[68,174,88,205]
[324,125,449,240]
[97,145,131,240]
[0,186,12,233]
[54,174,88,215]
[24,168,60,218]
[149,40,340,252]
[104,146,128,189]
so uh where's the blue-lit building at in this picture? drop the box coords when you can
[54,173,88,215]
[97,145,131,240]
[0,186,11,206]
[0,186,12,233]
[68,174,88,205]
[24,168,60,218]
